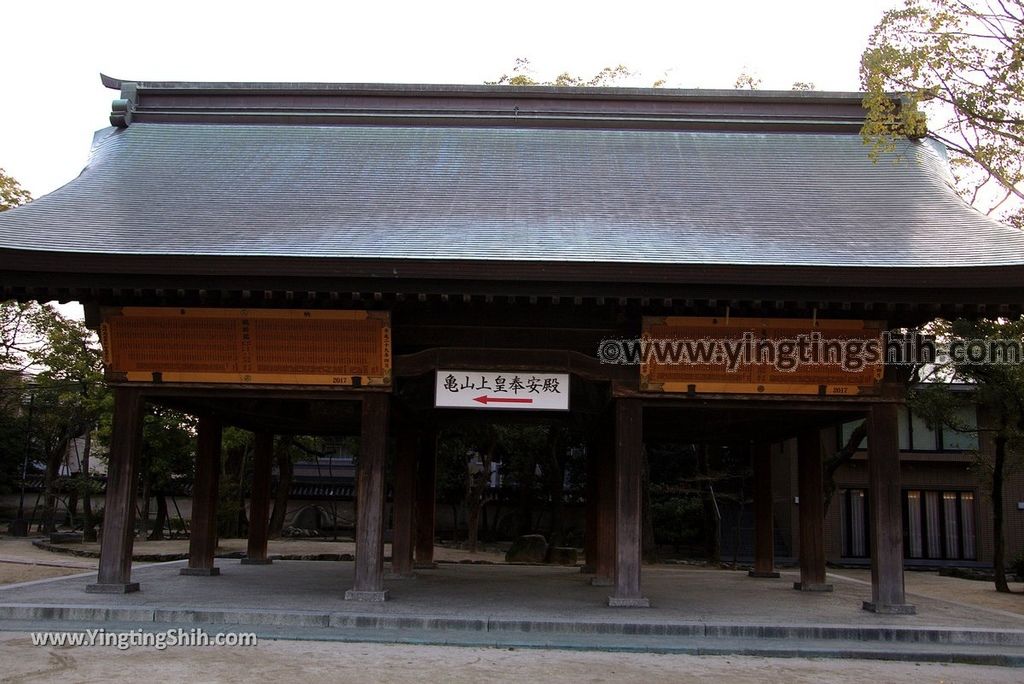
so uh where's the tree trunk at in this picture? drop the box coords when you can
[698,444,722,564]
[41,443,65,533]
[140,473,151,537]
[641,446,657,562]
[219,443,245,538]
[66,489,78,527]
[268,441,293,539]
[733,481,745,570]
[824,421,868,514]
[82,430,95,542]
[148,493,168,541]
[237,448,250,537]
[993,432,1010,593]
[467,440,496,553]
[544,431,566,548]
[516,456,537,537]
[467,505,480,552]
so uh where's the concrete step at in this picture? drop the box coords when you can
[2,603,1023,647]
[1,615,1022,667]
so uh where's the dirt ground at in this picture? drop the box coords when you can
[0,564,86,585]
[33,536,509,563]
[0,632,1018,683]
[0,536,507,586]
[0,537,98,586]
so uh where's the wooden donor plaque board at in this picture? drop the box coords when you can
[640,316,884,396]
[100,307,391,386]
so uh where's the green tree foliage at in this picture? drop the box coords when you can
[487,58,638,87]
[436,423,585,547]
[734,69,762,90]
[0,167,31,212]
[139,408,195,539]
[861,0,1024,224]
[217,427,253,538]
[0,301,107,530]
[0,171,35,495]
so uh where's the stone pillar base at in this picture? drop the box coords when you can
[86,582,139,594]
[345,589,389,602]
[608,596,651,608]
[590,576,614,587]
[748,570,781,578]
[413,562,438,570]
[180,567,220,576]
[863,600,916,615]
[240,558,273,565]
[793,581,833,592]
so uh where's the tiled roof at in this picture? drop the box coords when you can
[2,121,1020,268]
[3,80,1023,291]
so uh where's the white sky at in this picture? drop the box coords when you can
[2,0,899,198]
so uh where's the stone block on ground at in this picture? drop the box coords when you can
[505,534,548,563]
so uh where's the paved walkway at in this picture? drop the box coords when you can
[3,560,1022,627]
[1,558,1023,664]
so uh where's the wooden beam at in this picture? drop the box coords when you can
[181,416,222,576]
[608,398,649,607]
[346,394,390,601]
[794,429,832,592]
[864,402,916,614]
[393,347,633,382]
[87,388,144,593]
[749,442,780,578]
[242,431,274,565]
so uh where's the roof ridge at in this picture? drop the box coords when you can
[101,75,882,134]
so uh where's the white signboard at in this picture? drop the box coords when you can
[434,370,570,410]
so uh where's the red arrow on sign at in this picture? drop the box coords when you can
[473,395,534,405]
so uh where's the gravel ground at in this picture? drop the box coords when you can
[0,632,1019,683]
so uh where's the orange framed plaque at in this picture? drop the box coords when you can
[100,307,391,386]
[640,316,884,396]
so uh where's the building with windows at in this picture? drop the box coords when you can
[823,395,1023,569]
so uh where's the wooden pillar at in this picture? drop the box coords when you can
[414,427,437,569]
[242,431,273,565]
[609,398,649,607]
[592,417,615,587]
[864,402,916,614]
[749,442,780,578]
[794,429,832,592]
[87,388,144,593]
[389,424,417,578]
[182,415,222,576]
[346,393,390,601]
